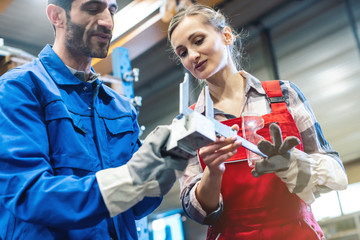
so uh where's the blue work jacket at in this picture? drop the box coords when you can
[0,45,161,239]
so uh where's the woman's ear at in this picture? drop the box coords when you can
[46,4,66,29]
[222,26,234,46]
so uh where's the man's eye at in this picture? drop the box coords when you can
[87,8,99,14]
[109,7,117,16]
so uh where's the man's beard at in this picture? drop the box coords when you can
[65,19,111,59]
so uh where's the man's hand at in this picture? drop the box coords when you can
[127,125,188,196]
[96,125,189,217]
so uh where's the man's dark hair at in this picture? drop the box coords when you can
[48,0,74,14]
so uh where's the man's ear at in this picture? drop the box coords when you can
[46,4,66,29]
[222,26,234,46]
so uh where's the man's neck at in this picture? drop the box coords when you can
[52,43,92,75]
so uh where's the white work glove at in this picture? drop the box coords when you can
[252,123,318,203]
[96,125,189,217]
[127,125,189,194]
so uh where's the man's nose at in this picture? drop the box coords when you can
[98,10,114,31]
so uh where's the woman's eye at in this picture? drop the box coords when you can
[179,50,188,58]
[194,37,204,45]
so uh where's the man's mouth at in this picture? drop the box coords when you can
[92,33,112,43]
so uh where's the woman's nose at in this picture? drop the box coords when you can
[188,49,200,62]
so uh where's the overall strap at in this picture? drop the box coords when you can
[261,80,287,112]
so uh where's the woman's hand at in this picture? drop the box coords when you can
[195,124,242,213]
[199,124,242,176]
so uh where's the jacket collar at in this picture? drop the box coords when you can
[38,44,113,100]
[39,45,82,86]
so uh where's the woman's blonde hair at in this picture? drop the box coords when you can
[168,4,244,70]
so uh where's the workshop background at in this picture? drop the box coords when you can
[0,0,359,239]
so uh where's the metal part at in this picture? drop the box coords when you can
[124,68,140,82]
[165,111,216,158]
[130,96,142,109]
[165,73,267,159]
[179,73,192,116]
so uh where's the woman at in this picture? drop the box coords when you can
[167,4,348,239]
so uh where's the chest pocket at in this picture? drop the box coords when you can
[103,116,134,134]
[101,115,139,167]
[44,100,98,176]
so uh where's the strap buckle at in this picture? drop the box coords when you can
[267,96,285,104]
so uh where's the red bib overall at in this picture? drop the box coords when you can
[199,81,324,240]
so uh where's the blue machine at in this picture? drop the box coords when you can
[149,209,185,240]
[111,47,142,113]
[112,47,136,99]
[111,47,148,240]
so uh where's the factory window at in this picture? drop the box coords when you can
[272,0,360,164]
[244,1,360,238]
[312,182,360,221]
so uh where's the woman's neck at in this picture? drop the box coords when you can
[207,70,246,118]
[207,69,245,102]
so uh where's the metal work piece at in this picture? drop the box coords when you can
[166,73,267,159]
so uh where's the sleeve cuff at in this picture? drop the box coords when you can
[190,182,223,225]
[96,165,160,217]
[314,153,348,190]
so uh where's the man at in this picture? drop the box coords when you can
[0,0,189,239]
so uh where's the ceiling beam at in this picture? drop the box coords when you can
[92,0,224,75]
[0,0,13,15]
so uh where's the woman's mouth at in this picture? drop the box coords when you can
[195,60,207,71]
